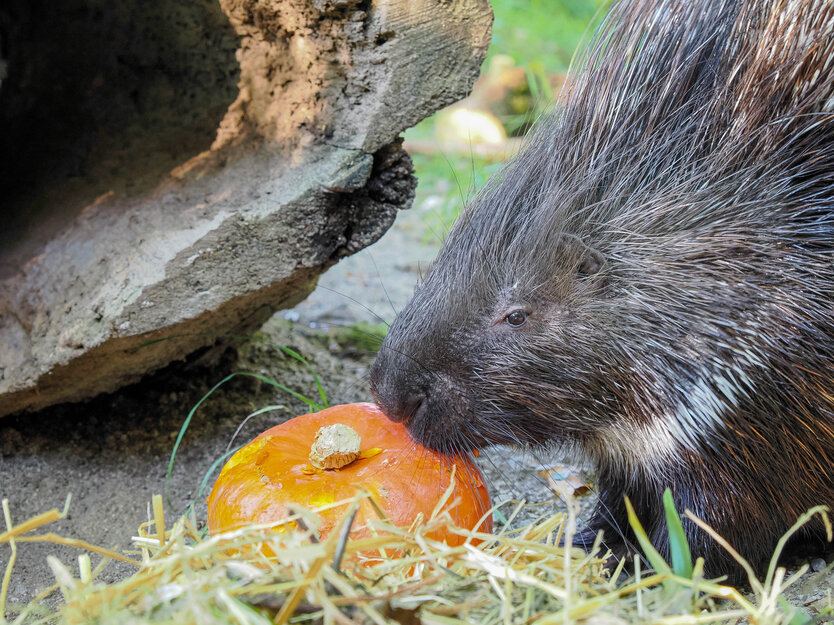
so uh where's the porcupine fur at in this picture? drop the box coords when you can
[369,0,834,579]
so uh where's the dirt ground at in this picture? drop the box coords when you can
[1,202,832,612]
[0,205,572,607]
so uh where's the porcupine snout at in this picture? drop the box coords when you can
[370,293,500,455]
[370,334,471,453]
[369,344,429,426]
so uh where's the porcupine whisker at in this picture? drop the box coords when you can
[374,343,449,382]
[448,428,484,489]
[315,284,393,328]
[364,252,400,319]
[586,496,638,562]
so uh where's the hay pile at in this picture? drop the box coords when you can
[1,494,830,625]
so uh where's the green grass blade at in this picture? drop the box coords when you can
[779,595,812,625]
[244,370,324,411]
[624,496,675,592]
[166,373,238,512]
[663,489,693,579]
[193,444,244,510]
[278,345,328,409]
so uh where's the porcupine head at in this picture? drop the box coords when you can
[370,0,834,579]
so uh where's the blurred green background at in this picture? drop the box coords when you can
[489,0,605,74]
[406,0,606,239]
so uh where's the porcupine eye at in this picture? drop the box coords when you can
[505,310,527,327]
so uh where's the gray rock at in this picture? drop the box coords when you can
[0,0,492,417]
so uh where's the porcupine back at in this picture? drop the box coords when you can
[370,0,834,578]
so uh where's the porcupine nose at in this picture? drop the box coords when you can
[391,393,426,425]
[375,388,427,426]
[369,349,428,426]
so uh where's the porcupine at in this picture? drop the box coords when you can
[369,0,834,579]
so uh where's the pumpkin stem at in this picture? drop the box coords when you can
[309,424,361,470]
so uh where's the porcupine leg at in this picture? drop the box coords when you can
[575,493,636,564]
[570,524,634,568]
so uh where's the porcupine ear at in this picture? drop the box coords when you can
[578,247,605,277]
[560,234,605,278]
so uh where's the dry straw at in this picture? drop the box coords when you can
[0,491,830,625]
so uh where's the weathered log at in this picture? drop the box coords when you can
[0,0,492,417]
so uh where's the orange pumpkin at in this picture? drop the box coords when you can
[206,402,492,545]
